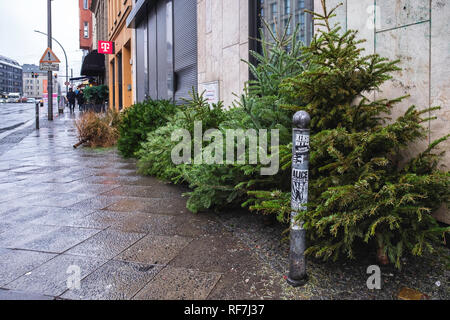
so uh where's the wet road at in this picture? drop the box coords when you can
[0,103,38,134]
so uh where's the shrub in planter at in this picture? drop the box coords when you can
[117,99,177,157]
[246,0,450,268]
[83,85,109,111]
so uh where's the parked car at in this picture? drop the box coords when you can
[7,93,20,103]
[27,98,36,104]
[0,98,5,104]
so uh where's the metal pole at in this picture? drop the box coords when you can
[287,110,310,287]
[47,0,53,120]
[35,102,39,130]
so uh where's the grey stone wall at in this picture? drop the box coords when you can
[314,0,450,223]
[197,0,249,108]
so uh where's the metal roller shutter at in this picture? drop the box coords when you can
[173,0,197,104]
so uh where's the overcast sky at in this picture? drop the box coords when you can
[0,0,83,81]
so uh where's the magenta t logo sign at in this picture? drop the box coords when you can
[98,41,113,54]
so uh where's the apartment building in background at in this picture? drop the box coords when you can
[79,0,93,56]
[0,55,22,95]
[22,64,58,99]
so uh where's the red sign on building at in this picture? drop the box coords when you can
[98,41,114,54]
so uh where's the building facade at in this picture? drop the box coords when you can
[108,0,134,110]
[126,0,314,107]
[90,0,109,84]
[22,64,58,99]
[0,55,22,95]
[79,0,94,55]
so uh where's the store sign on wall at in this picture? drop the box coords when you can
[98,41,114,54]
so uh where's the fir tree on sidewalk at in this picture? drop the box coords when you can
[247,0,450,268]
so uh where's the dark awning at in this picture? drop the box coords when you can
[69,76,94,81]
[80,50,105,76]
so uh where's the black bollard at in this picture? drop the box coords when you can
[35,102,40,130]
[287,110,310,287]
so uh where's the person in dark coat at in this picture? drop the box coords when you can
[66,88,76,113]
[76,89,85,111]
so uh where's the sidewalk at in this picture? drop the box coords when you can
[0,112,299,300]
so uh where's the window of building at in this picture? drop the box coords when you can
[254,0,313,45]
[84,0,88,10]
[284,0,291,15]
[84,22,89,38]
[270,3,277,17]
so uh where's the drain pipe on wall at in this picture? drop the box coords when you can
[287,110,310,287]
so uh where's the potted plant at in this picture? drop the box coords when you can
[83,85,109,112]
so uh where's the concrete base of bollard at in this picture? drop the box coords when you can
[286,274,308,287]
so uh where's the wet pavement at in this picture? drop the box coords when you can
[1,110,447,300]
[0,111,298,300]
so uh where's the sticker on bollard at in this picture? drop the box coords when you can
[287,110,310,287]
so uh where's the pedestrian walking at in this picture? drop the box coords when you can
[66,88,76,113]
[77,89,85,111]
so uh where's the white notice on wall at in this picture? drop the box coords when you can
[200,81,219,106]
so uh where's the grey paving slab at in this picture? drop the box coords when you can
[116,235,193,265]
[133,266,221,300]
[66,183,121,195]
[5,254,107,297]
[18,192,93,208]
[0,223,13,234]
[101,184,188,199]
[0,248,56,287]
[69,210,130,229]
[60,260,162,300]
[105,198,188,215]
[171,213,225,237]
[0,191,33,203]
[66,195,126,211]
[0,289,54,300]
[110,212,178,235]
[0,200,28,214]
[13,226,101,253]
[0,224,60,249]
[76,176,123,185]
[27,207,95,226]
[168,234,257,273]
[0,206,63,225]
[65,228,146,259]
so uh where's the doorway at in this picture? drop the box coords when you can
[117,52,123,110]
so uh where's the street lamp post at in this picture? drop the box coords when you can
[47,0,53,120]
[34,30,69,108]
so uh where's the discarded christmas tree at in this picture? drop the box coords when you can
[246,0,450,268]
